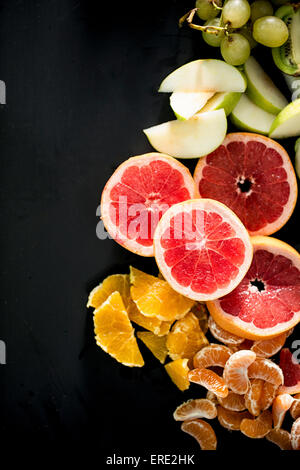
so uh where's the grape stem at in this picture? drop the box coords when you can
[179,8,228,35]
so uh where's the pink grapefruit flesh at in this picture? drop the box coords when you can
[153,198,253,301]
[278,348,300,395]
[207,236,300,340]
[194,133,297,236]
[100,153,198,256]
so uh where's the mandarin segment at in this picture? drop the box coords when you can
[266,429,292,450]
[206,390,219,405]
[217,407,252,431]
[193,344,232,369]
[217,391,246,412]
[137,331,168,364]
[189,368,229,398]
[208,316,244,345]
[251,333,287,358]
[223,350,256,395]
[240,410,273,439]
[272,393,294,429]
[94,291,144,367]
[260,381,279,411]
[173,398,217,421]
[248,358,284,387]
[181,419,217,451]
[244,379,264,416]
[290,397,300,420]
[291,417,300,450]
[165,358,190,391]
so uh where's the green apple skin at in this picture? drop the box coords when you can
[230,113,269,136]
[295,137,300,179]
[269,99,300,139]
[199,92,242,116]
[230,94,276,135]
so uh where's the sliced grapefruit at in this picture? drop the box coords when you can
[194,133,297,236]
[278,348,300,395]
[153,199,253,302]
[101,153,198,256]
[207,236,300,340]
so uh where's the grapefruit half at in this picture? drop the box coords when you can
[194,133,297,236]
[278,348,300,395]
[207,236,300,340]
[101,153,198,256]
[153,199,253,301]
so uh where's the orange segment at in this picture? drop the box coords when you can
[291,417,300,450]
[94,291,144,367]
[136,331,168,364]
[206,390,218,405]
[240,410,273,439]
[208,316,244,346]
[87,274,131,309]
[217,392,246,412]
[128,302,172,336]
[217,407,252,431]
[188,368,228,398]
[266,429,292,450]
[166,312,209,361]
[173,398,217,421]
[272,393,294,429]
[130,266,194,322]
[248,358,284,387]
[244,379,264,416]
[165,358,190,391]
[181,419,217,451]
[290,397,300,420]
[223,350,256,395]
[193,344,232,369]
[260,381,279,410]
[191,303,209,334]
[251,333,287,358]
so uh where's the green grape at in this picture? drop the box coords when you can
[202,18,225,47]
[238,26,258,49]
[220,33,251,65]
[253,16,289,47]
[222,0,251,28]
[250,1,273,23]
[195,0,222,21]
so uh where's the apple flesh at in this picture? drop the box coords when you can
[143,109,227,159]
[244,56,288,114]
[159,59,247,93]
[269,98,300,139]
[230,94,276,135]
[170,91,214,120]
[198,91,242,116]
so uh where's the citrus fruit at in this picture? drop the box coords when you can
[193,133,297,236]
[272,393,294,429]
[193,344,232,369]
[136,331,168,364]
[278,348,300,395]
[260,381,279,411]
[217,391,246,412]
[100,153,198,257]
[244,379,264,416]
[266,428,292,450]
[290,396,300,420]
[248,358,284,387]
[206,390,218,405]
[93,291,144,367]
[240,410,273,438]
[87,274,130,309]
[208,316,244,346]
[165,358,190,391]
[207,236,300,340]
[217,407,252,431]
[166,312,209,361]
[153,198,253,302]
[291,417,300,450]
[188,367,229,398]
[223,350,256,394]
[251,333,287,358]
[191,303,209,333]
[128,302,172,337]
[181,419,217,451]
[173,398,217,421]
[130,266,194,322]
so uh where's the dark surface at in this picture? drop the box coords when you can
[0,0,299,459]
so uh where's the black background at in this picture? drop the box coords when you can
[0,0,299,460]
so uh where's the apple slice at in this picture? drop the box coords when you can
[158,59,247,93]
[143,109,227,159]
[230,94,276,135]
[269,99,300,139]
[170,91,214,120]
[244,56,288,115]
[198,91,241,116]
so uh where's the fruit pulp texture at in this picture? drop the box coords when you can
[219,248,300,329]
[160,209,245,295]
[109,159,192,247]
[197,139,290,233]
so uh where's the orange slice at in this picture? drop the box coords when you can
[166,312,208,361]
[248,358,284,387]
[223,350,256,394]
[193,344,232,369]
[272,393,294,429]
[136,331,168,364]
[173,398,217,421]
[93,291,144,367]
[266,429,292,450]
[217,407,252,431]
[87,273,130,309]
[240,410,273,438]
[188,368,228,398]
[291,417,300,450]
[217,391,246,412]
[181,419,217,450]
[251,333,287,358]
[165,358,190,391]
[128,302,172,336]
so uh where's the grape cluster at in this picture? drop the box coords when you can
[181,0,289,66]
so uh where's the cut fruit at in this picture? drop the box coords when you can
[188,367,229,398]
[269,99,300,139]
[128,302,172,337]
[217,407,251,431]
[87,274,130,309]
[223,350,256,394]
[291,417,300,450]
[248,358,284,387]
[244,56,288,115]
[217,391,246,412]
[208,316,244,346]
[194,133,298,236]
[93,292,144,367]
[181,419,217,451]
[266,428,292,450]
[130,267,194,322]
[290,396,300,419]
[272,6,300,76]
[272,393,294,429]
[173,398,217,421]
[244,379,264,416]
[278,348,300,395]
[207,236,300,340]
[240,410,273,438]
[230,94,276,135]
[143,110,227,159]
[170,91,214,120]
[193,344,232,369]
[198,91,242,116]
[261,381,279,410]
[295,137,300,179]
[191,303,209,334]
[136,331,168,364]
[165,358,190,391]
[251,333,287,358]
[158,59,246,93]
[154,198,253,302]
[206,390,218,405]
[101,153,197,256]
[166,312,209,360]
